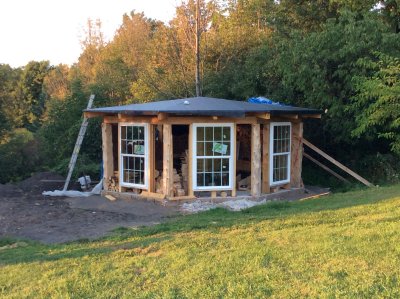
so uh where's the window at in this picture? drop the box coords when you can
[193,124,234,190]
[270,122,291,185]
[120,123,149,189]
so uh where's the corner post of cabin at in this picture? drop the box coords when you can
[149,124,155,192]
[188,124,195,197]
[163,124,174,197]
[231,123,237,197]
[101,121,114,191]
[251,123,261,197]
[290,120,304,188]
[262,123,270,194]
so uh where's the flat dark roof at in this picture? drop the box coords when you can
[85,97,321,117]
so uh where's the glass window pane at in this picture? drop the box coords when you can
[204,159,213,172]
[204,173,212,186]
[205,142,213,156]
[121,126,126,139]
[197,159,204,172]
[213,159,221,173]
[214,127,222,141]
[205,127,213,141]
[221,173,229,186]
[197,142,204,156]
[213,173,221,186]
[222,158,229,171]
[197,173,204,186]
[197,127,204,141]
[223,127,230,141]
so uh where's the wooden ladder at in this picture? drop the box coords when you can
[62,94,95,191]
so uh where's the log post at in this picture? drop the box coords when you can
[102,122,114,191]
[251,123,261,197]
[290,122,303,188]
[262,123,270,193]
[163,124,174,197]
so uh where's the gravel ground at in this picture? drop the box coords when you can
[0,173,179,244]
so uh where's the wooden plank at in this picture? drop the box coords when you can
[163,124,174,196]
[149,125,155,192]
[262,123,270,193]
[303,139,374,187]
[140,191,166,200]
[168,195,196,201]
[290,122,303,188]
[302,114,322,119]
[303,153,350,183]
[251,123,261,196]
[118,123,122,192]
[211,191,217,198]
[102,123,114,191]
[188,124,194,197]
[231,124,237,197]
[253,113,270,120]
[157,113,168,121]
[103,116,119,123]
[84,111,103,118]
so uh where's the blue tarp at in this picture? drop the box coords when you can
[247,96,291,107]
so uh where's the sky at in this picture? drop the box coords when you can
[0,0,178,68]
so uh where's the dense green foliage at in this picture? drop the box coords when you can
[0,0,399,184]
[1,184,400,297]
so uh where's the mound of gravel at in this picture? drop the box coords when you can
[17,172,65,195]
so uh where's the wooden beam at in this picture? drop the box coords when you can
[278,114,299,120]
[103,116,119,124]
[149,125,155,192]
[251,123,261,196]
[157,113,168,121]
[302,114,322,119]
[163,124,174,197]
[232,123,237,197]
[102,123,114,191]
[303,139,374,187]
[188,124,194,197]
[262,123,270,193]
[84,111,104,118]
[303,153,350,183]
[254,113,271,120]
[290,122,304,188]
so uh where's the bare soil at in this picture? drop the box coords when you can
[0,172,179,244]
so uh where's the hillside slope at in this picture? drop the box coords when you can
[1,185,400,298]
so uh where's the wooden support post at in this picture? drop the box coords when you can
[149,125,155,192]
[188,124,194,197]
[163,124,174,197]
[118,123,122,193]
[290,122,303,188]
[102,123,114,191]
[262,123,270,193]
[232,124,237,197]
[251,123,261,197]
[303,139,374,187]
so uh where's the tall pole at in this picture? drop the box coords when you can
[195,0,201,96]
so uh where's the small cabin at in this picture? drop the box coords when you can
[84,97,321,200]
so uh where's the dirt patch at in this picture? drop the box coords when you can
[0,172,179,244]
[17,171,65,195]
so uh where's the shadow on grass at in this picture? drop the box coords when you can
[1,184,399,266]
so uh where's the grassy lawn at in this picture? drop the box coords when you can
[1,185,400,298]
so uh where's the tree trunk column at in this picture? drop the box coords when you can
[163,124,174,197]
[291,121,304,188]
[102,122,114,191]
[251,123,261,197]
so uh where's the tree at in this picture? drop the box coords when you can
[351,53,400,154]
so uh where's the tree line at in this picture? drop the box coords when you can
[0,0,399,185]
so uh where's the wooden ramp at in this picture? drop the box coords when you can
[303,139,374,187]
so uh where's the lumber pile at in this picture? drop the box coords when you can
[107,171,119,192]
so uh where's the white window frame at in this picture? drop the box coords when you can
[192,123,234,191]
[119,122,150,189]
[270,122,291,186]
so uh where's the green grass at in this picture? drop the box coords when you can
[1,185,400,298]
